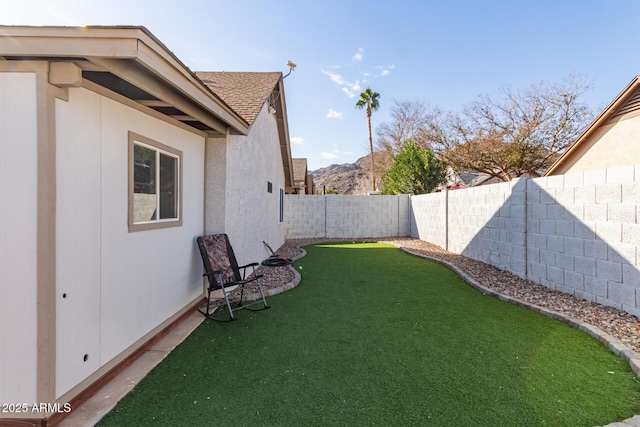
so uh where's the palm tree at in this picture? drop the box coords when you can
[356,87,381,191]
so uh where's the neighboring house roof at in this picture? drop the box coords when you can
[292,158,308,184]
[468,170,541,186]
[0,25,248,136]
[545,75,640,176]
[195,72,282,126]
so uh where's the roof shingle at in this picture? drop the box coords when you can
[195,71,282,126]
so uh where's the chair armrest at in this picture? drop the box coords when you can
[238,262,259,269]
[238,262,259,280]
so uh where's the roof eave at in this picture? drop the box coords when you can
[0,25,249,136]
[545,75,640,176]
[273,77,294,188]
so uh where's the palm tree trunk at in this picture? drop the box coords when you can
[367,111,376,191]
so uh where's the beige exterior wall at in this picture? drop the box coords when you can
[557,113,640,174]
[54,86,205,398]
[0,71,40,405]
[208,103,286,265]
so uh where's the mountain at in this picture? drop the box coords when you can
[311,155,373,195]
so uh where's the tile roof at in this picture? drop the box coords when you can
[195,72,282,126]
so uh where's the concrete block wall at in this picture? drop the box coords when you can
[285,194,410,239]
[410,191,448,249]
[446,179,528,279]
[285,167,640,313]
[284,195,326,238]
[527,166,640,316]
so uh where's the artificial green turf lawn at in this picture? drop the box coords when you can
[98,243,640,426]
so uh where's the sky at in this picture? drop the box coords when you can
[4,0,640,170]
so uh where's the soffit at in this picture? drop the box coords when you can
[0,26,249,136]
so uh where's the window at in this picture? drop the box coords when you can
[279,188,284,223]
[128,132,182,232]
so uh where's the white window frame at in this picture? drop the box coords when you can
[128,132,183,232]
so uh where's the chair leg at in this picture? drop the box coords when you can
[256,276,270,309]
[221,285,238,321]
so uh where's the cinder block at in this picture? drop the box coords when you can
[545,175,564,189]
[624,264,640,286]
[583,204,607,222]
[529,233,547,249]
[584,169,606,186]
[622,305,640,320]
[563,172,584,188]
[556,253,575,270]
[574,222,596,240]
[556,284,578,295]
[607,241,636,265]
[575,255,596,276]
[596,184,622,204]
[606,165,635,183]
[574,186,596,204]
[595,221,622,241]
[547,204,565,220]
[540,219,556,235]
[596,259,623,282]
[595,296,622,311]
[584,275,608,297]
[529,262,547,281]
[540,189,556,205]
[564,270,584,290]
[547,265,565,285]
[585,239,608,260]
[563,237,585,256]
[622,183,640,203]
[608,283,636,305]
[574,290,596,302]
[623,223,640,245]
[556,220,575,237]
[547,235,564,252]
[608,204,637,224]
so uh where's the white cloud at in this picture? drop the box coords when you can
[320,146,356,162]
[326,108,343,119]
[352,48,364,62]
[290,137,304,145]
[375,64,395,78]
[322,54,394,98]
[322,69,362,98]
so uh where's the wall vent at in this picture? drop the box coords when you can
[612,87,640,119]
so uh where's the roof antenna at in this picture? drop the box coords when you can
[284,60,297,78]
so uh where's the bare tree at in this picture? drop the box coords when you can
[436,74,594,181]
[374,100,443,177]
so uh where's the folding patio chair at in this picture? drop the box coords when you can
[196,233,270,321]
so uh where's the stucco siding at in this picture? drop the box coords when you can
[561,115,640,174]
[0,72,39,404]
[222,103,285,265]
[55,87,205,398]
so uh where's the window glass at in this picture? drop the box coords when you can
[133,144,157,222]
[159,153,178,219]
[279,188,284,223]
[129,132,182,232]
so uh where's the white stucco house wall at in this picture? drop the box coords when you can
[196,72,294,265]
[0,26,293,425]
